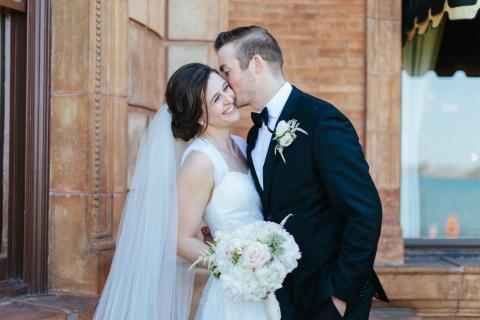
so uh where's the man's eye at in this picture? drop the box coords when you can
[213,96,219,103]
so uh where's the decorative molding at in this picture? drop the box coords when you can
[93,0,102,217]
[89,0,115,250]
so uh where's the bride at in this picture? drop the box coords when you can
[93,63,276,319]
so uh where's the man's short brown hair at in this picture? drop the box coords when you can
[215,25,283,71]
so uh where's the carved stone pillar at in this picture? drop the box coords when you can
[365,0,404,264]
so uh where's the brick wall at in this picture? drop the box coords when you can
[229,0,367,143]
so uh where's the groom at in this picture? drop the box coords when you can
[214,26,388,319]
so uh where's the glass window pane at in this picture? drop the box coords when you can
[402,71,480,239]
[401,17,480,239]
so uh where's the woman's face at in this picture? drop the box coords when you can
[203,72,240,129]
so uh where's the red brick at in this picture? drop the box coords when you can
[230,1,367,143]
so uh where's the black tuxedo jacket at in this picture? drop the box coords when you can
[246,86,388,319]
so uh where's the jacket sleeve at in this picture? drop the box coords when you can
[312,107,382,302]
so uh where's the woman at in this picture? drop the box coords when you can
[93,63,275,319]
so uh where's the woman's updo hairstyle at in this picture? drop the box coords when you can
[166,63,218,141]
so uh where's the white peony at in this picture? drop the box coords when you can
[255,259,287,291]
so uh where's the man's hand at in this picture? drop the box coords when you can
[201,226,213,243]
[331,296,347,317]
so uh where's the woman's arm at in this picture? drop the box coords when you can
[177,151,214,266]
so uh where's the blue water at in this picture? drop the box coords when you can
[419,176,480,238]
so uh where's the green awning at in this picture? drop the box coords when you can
[404,0,480,40]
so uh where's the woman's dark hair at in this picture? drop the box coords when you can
[166,63,218,141]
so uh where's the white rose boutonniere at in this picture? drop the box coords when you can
[273,119,308,163]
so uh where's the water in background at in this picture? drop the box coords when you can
[419,176,480,238]
[401,71,480,239]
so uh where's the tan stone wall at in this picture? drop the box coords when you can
[50,0,129,294]
[49,0,227,295]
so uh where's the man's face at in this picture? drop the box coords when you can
[217,43,256,108]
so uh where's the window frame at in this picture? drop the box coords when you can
[0,0,50,296]
[0,1,26,13]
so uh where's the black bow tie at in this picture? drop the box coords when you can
[251,107,269,129]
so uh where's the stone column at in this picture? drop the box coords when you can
[49,0,129,294]
[365,0,404,264]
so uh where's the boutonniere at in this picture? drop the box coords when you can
[273,119,308,163]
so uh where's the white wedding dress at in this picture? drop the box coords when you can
[182,136,271,320]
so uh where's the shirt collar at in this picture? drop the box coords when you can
[264,82,292,119]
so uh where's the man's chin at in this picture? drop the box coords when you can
[234,101,252,109]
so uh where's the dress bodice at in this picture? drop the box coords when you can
[181,136,263,236]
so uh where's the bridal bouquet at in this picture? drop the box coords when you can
[193,217,301,302]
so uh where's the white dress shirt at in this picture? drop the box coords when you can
[252,82,293,189]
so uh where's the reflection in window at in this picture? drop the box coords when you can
[401,16,480,239]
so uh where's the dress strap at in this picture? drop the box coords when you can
[231,135,247,158]
[181,138,229,186]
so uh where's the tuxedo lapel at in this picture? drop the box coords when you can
[246,126,264,206]
[262,86,301,212]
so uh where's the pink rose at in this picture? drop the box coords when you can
[243,243,271,268]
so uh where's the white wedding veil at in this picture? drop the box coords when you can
[93,105,195,319]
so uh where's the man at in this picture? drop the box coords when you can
[214,26,388,319]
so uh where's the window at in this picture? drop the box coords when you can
[0,4,27,290]
[401,14,480,240]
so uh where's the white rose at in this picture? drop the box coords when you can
[275,121,290,137]
[243,243,272,268]
[279,132,294,147]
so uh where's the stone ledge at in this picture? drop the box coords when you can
[376,259,480,318]
[0,292,97,320]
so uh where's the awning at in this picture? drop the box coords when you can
[404,0,480,40]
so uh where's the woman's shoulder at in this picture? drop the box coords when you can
[181,137,211,166]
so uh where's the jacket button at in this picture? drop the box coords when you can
[267,214,273,221]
